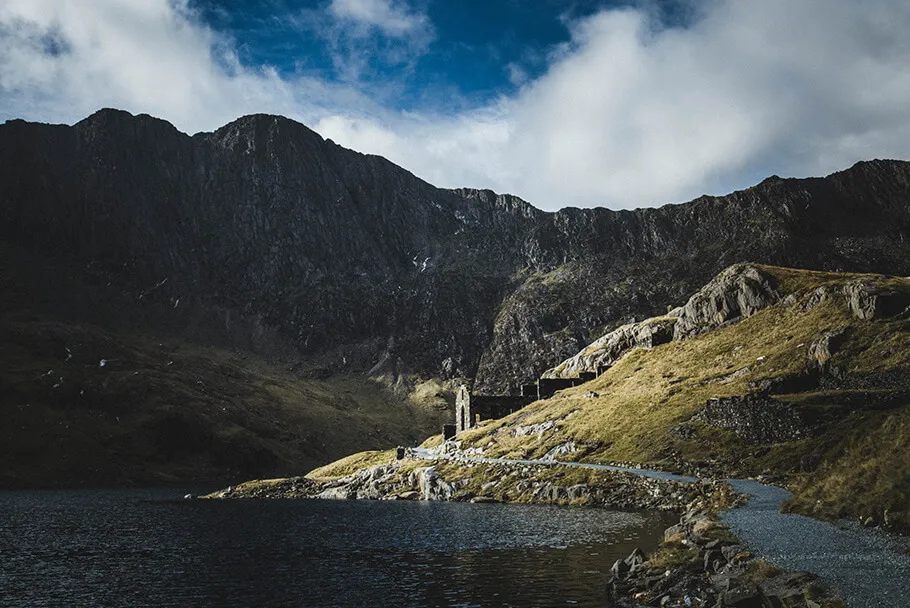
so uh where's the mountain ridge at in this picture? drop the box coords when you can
[3,109,910,395]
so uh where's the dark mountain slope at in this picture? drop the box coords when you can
[0,110,530,381]
[0,239,448,488]
[3,109,910,397]
[468,164,910,390]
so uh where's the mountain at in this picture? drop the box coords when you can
[462,263,910,529]
[3,110,910,396]
[3,109,910,485]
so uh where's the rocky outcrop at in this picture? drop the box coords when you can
[5,111,910,394]
[607,500,842,608]
[543,317,676,378]
[843,281,910,320]
[316,463,404,500]
[673,265,781,340]
[209,456,714,512]
[544,264,780,381]
[803,280,910,322]
[808,329,847,368]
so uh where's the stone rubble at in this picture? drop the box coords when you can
[211,458,724,513]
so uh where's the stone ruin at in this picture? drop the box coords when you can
[455,372,598,434]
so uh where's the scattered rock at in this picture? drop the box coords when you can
[607,501,842,608]
[512,421,556,438]
[469,496,499,504]
[543,441,577,460]
[317,486,355,500]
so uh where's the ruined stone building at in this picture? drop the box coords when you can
[454,372,597,434]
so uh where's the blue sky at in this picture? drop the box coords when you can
[191,0,691,109]
[2,0,910,210]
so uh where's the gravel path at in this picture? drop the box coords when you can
[410,449,695,483]
[721,479,910,608]
[411,449,910,607]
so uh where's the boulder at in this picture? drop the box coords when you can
[611,558,631,580]
[808,329,846,367]
[664,523,686,541]
[625,548,647,569]
[843,281,910,320]
[543,317,677,378]
[544,442,577,460]
[469,496,499,504]
[718,584,764,608]
[565,484,590,501]
[316,486,354,500]
[720,545,747,563]
[704,549,726,573]
[674,265,780,340]
[759,572,815,608]
[415,466,455,501]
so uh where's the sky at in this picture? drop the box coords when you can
[2,1,910,210]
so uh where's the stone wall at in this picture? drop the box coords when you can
[691,393,813,444]
[456,373,598,433]
[455,386,536,433]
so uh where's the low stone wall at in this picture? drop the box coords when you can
[691,393,814,444]
[456,375,597,433]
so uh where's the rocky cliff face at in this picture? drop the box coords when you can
[543,264,786,380]
[543,317,677,379]
[3,109,910,393]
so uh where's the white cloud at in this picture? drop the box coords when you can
[0,0,389,132]
[2,0,910,210]
[289,0,433,85]
[328,0,429,37]
[320,0,910,208]
[504,62,528,87]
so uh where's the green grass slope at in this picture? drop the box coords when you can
[316,264,910,529]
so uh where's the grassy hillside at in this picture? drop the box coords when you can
[311,265,910,529]
[0,318,448,488]
[0,240,452,488]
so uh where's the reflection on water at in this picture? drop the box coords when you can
[0,488,673,607]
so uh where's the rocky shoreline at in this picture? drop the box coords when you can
[205,456,717,512]
[205,454,846,608]
[607,498,844,608]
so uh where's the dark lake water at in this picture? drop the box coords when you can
[0,487,673,607]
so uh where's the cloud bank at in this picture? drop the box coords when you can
[2,0,910,210]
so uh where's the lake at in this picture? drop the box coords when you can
[0,487,673,607]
